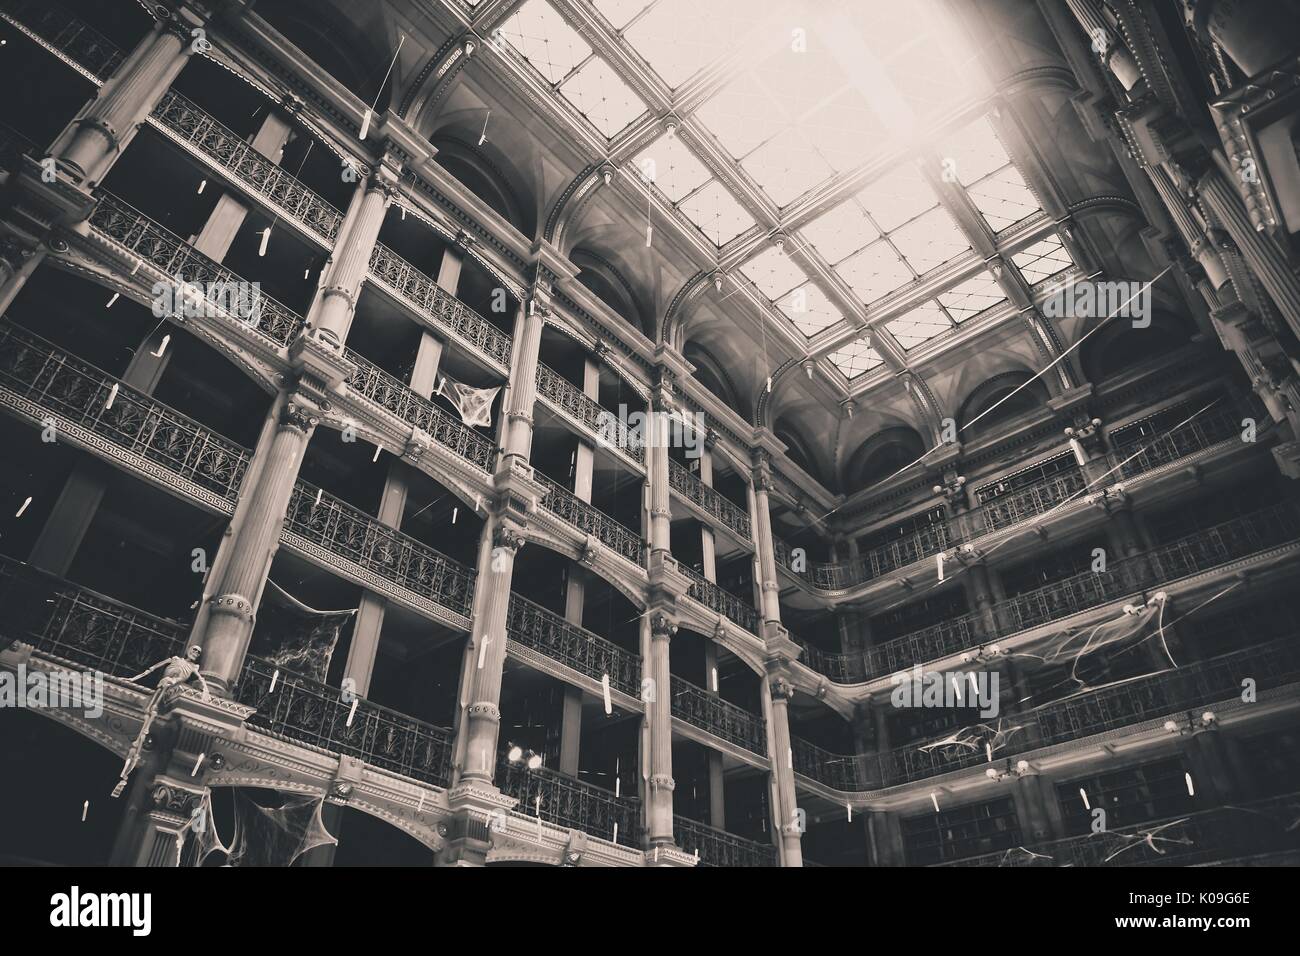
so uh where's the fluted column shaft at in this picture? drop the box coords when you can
[196,395,317,689]
[648,391,672,554]
[751,465,782,626]
[764,677,803,866]
[645,613,676,846]
[53,21,194,186]
[310,171,393,344]
[503,304,544,460]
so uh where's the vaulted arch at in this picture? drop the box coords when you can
[255,0,394,112]
[429,133,533,236]
[957,370,1050,441]
[571,248,652,339]
[683,341,745,417]
[844,426,927,492]
[1079,310,1196,384]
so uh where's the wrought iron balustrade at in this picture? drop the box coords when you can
[285,481,475,618]
[534,472,644,564]
[791,733,873,791]
[773,535,854,590]
[790,635,866,684]
[1110,403,1244,479]
[151,89,343,243]
[496,757,641,847]
[341,349,497,472]
[505,593,640,697]
[864,611,987,681]
[535,363,644,464]
[670,676,767,756]
[0,321,250,501]
[964,469,1087,536]
[368,242,512,368]
[0,555,186,677]
[673,815,777,867]
[680,565,758,634]
[1,0,124,82]
[668,459,751,539]
[88,193,306,346]
[236,654,454,788]
[1145,500,1300,582]
[938,792,1300,867]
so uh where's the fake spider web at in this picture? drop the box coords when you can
[226,789,338,867]
[436,374,501,428]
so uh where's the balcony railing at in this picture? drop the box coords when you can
[938,792,1300,867]
[236,654,454,788]
[505,593,640,697]
[341,349,497,472]
[535,472,644,565]
[0,321,250,502]
[791,734,872,792]
[673,815,777,867]
[964,469,1087,536]
[790,636,866,684]
[151,89,344,243]
[88,193,306,347]
[0,555,187,677]
[670,676,767,756]
[368,242,512,369]
[668,459,752,540]
[285,480,475,618]
[680,565,759,634]
[0,0,124,83]
[497,757,641,848]
[535,363,644,465]
[1110,403,1242,480]
[879,636,1300,788]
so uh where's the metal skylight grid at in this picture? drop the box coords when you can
[797,200,879,264]
[888,206,971,275]
[937,270,1007,322]
[677,179,756,245]
[884,301,954,350]
[499,0,593,83]
[966,162,1041,233]
[837,241,914,303]
[621,0,753,88]
[827,337,884,378]
[778,281,843,336]
[559,56,648,136]
[1011,235,1074,285]
[631,133,711,202]
[740,245,809,300]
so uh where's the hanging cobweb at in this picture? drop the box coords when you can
[226,789,338,867]
[436,374,501,428]
[247,579,355,685]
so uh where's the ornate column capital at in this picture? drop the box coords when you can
[649,612,678,641]
[769,675,795,702]
[492,525,526,554]
[277,396,321,434]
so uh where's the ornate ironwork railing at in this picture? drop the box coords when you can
[864,611,987,681]
[938,792,1300,867]
[670,676,767,756]
[1110,403,1243,480]
[0,555,187,677]
[668,459,751,539]
[236,654,454,788]
[151,89,344,243]
[0,0,124,83]
[368,242,512,368]
[88,193,306,346]
[963,469,1087,536]
[497,758,641,847]
[505,593,640,697]
[0,320,250,501]
[341,349,497,472]
[790,635,866,684]
[534,472,644,565]
[674,815,777,867]
[680,565,759,634]
[879,637,1300,787]
[285,480,475,618]
[535,363,644,464]
[791,733,873,792]
[772,536,853,590]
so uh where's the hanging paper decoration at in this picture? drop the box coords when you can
[436,373,501,428]
[248,579,356,685]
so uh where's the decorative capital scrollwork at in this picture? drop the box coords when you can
[492,525,526,554]
[650,613,678,641]
[278,397,320,434]
[769,676,795,701]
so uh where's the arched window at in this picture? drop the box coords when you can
[846,427,926,491]
[429,136,529,234]
[959,372,1048,441]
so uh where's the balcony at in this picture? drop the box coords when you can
[367,242,512,370]
[505,593,639,697]
[673,815,777,867]
[342,349,497,472]
[535,362,643,466]
[0,320,250,505]
[0,0,124,84]
[669,459,751,540]
[670,676,767,756]
[774,403,1250,596]
[680,565,758,634]
[236,654,454,788]
[496,757,641,848]
[797,499,1300,686]
[88,193,306,347]
[285,480,476,619]
[938,792,1300,867]
[534,472,644,565]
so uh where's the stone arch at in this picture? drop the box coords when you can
[570,248,652,339]
[1079,310,1196,384]
[428,132,534,236]
[957,370,1051,441]
[843,426,927,492]
[683,341,745,418]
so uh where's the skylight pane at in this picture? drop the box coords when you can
[559,57,647,137]
[1011,236,1074,285]
[678,179,755,245]
[828,338,884,378]
[942,116,1009,186]
[855,165,938,232]
[968,163,1040,232]
[888,207,971,274]
[632,133,710,202]
[884,301,953,349]
[802,89,882,173]
[838,242,913,303]
[741,245,808,299]
[593,0,651,29]
[741,129,835,207]
[500,0,593,84]
[778,282,842,336]
[799,199,879,265]
[696,71,786,158]
[623,0,751,88]
[937,270,1006,322]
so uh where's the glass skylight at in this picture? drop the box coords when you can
[937,270,1007,322]
[632,133,711,202]
[855,164,938,232]
[1011,235,1074,285]
[967,163,1041,233]
[741,245,809,300]
[677,179,755,245]
[778,282,843,337]
[838,242,913,303]
[798,200,879,265]
[558,56,647,137]
[827,337,884,378]
[622,0,752,88]
[499,0,592,84]
[888,206,971,274]
[885,301,954,349]
[593,0,651,30]
[942,116,1010,186]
